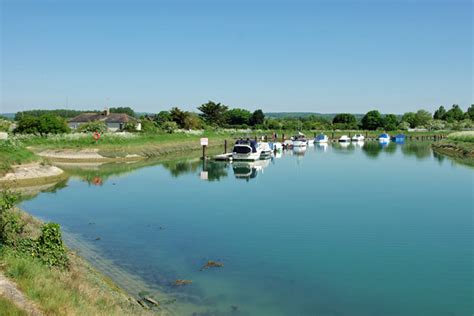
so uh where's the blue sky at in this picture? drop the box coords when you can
[1,0,472,113]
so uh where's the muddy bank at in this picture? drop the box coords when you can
[0,163,67,187]
[431,141,474,158]
[36,149,143,162]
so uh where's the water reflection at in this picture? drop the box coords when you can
[233,160,270,181]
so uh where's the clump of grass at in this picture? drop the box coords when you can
[0,139,39,176]
[447,131,474,143]
[0,295,28,316]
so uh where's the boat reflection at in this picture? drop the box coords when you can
[232,160,270,181]
[315,143,328,152]
[293,146,307,156]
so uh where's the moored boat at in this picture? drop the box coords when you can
[315,133,328,143]
[351,134,365,142]
[292,133,308,147]
[378,133,390,143]
[232,139,262,161]
[339,135,351,142]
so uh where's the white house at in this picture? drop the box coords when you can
[68,109,141,132]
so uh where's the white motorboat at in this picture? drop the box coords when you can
[378,133,390,143]
[338,135,351,142]
[315,134,329,143]
[282,139,293,149]
[292,133,308,147]
[351,134,365,142]
[259,142,273,158]
[232,139,262,161]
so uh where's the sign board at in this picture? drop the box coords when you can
[200,138,208,146]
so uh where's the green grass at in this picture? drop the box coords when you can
[0,295,28,316]
[0,140,39,176]
[447,131,474,143]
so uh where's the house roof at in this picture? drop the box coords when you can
[68,112,138,123]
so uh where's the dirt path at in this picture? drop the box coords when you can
[0,272,43,315]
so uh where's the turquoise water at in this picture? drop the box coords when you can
[21,142,473,315]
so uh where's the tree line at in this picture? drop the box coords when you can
[10,102,474,135]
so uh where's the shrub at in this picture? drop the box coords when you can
[34,223,69,268]
[0,190,69,268]
[161,121,178,133]
[77,121,107,133]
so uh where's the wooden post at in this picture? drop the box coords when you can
[202,145,206,159]
[282,133,285,142]
[224,139,227,153]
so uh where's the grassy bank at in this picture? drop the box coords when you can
[0,140,39,177]
[431,131,474,158]
[0,192,155,315]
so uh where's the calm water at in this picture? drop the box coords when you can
[21,142,473,316]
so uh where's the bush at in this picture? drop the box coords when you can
[34,223,69,268]
[77,121,107,134]
[15,114,70,135]
[161,121,178,133]
[0,191,69,268]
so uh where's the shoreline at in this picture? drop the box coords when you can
[431,140,474,158]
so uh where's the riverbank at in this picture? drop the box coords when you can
[0,199,158,315]
[431,131,474,158]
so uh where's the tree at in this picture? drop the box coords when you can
[361,110,384,130]
[109,107,135,117]
[401,112,417,128]
[226,108,251,126]
[332,113,357,125]
[433,106,446,120]
[77,121,107,133]
[383,114,399,131]
[154,111,172,125]
[183,113,204,130]
[15,114,69,135]
[169,107,189,128]
[465,104,474,120]
[198,101,228,126]
[444,104,464,122]
[250,109,265,126]
[413,110,432,127]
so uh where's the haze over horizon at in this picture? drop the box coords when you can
[1,0,472,114]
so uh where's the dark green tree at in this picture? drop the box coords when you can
[198,101,228,126]
[170,107,189,128]
[383,114,399,131]
[154,111,172,125]
[361,110,384,130]
[401,112,417,128]
[466,104,474,120]
[444,104,464,122]
[109,107,135,117]
[413,110,432,127]
[15,114,69,135]
[250,109,265,126]
[332,113,357,125]
[226,108,252,126]
[433,106,446,120]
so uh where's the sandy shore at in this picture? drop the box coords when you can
[0,163,66,186]
[36,149,143,162]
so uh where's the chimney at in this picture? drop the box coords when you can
[104,107,110,116]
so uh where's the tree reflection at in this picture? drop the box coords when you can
[203,161,229,181]
[362,142,383,158]
[400,142,431,160]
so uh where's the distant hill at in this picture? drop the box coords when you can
[0,113,15,120]
[265,112,365,120]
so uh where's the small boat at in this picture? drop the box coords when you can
[315,134,329,143]
[338,135,351,142]
[307,138,315,146]
[351,134,365,142]
[392,134,406,144]
[378,133,390,143]
[259,142,273,158]
[292,133,307,147]
[232,139,262,161]
[270,142,283,152]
